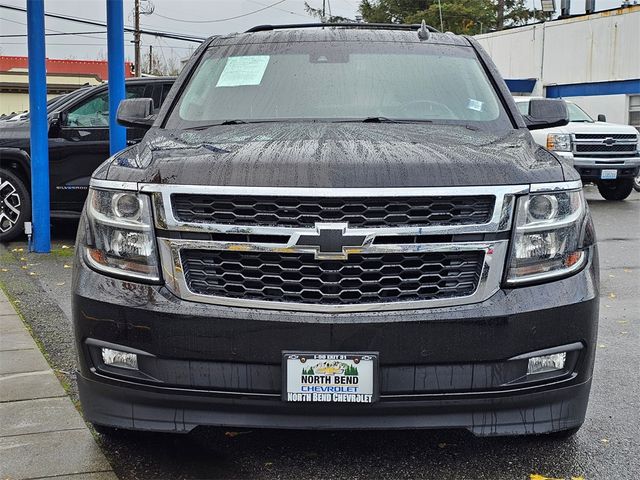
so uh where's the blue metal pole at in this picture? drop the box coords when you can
[106,0,126,155]
[26,0,50,253]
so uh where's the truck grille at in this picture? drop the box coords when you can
[573,133,638,158]
[171,194,495,228]
[181,250,484,305]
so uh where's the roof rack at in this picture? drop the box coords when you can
[246,23,439,33]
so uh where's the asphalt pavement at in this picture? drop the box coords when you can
[0,186,638,480]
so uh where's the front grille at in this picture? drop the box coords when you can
[573,133,638,158]
[574,134,637,140]
[575,144,637,153]
[171,194,495,228]
[181,250,484,305]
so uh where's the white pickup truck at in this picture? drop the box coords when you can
[515,97,640,200]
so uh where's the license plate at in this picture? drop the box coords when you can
[283,352,378,403]
[601,169,618,180]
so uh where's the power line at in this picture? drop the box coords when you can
[247,0,310,19]
[152,0,287,23]
[0,4,205,43]
[0,31,107,38]
[0,14,111,40]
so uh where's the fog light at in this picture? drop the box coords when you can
[527,352,566,375]
[101,348,138,370]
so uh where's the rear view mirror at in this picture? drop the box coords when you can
[597,114,607,122]
[524,99,569,130]
[117,98,155,129]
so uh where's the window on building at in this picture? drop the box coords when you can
[630,95,640,132]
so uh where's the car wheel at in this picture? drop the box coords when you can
[0,168,31,242]
[597,178,634,201]
[633,174,640,192]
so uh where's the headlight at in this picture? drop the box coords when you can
[506,189,589,285]
[84,188,160,282]
[546,133,572,152]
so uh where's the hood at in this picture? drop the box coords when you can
[99,123,566,188]
[552,121,640,135]
[0,114,35,143]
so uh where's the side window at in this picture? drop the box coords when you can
[64,86,146,128]
[629,95,640,132]
[516,102,529,116]
[66,91,110,127]
[126,85,146,100]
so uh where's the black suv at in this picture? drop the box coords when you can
[0,76,175,241]
[72,24,599,437]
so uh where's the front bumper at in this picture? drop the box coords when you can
[72,248,599,436]
[557,152,640,179]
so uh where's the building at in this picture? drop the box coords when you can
[0,56,133,115]
[475,4,640,128]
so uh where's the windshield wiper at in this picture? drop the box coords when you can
[220,119,248,125]
[186,119,283,130]
[362,116,398,123]
[334,117,433,124]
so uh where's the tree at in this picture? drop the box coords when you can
[304,2,352,22]
[358,0,543,34]
[140,48,181,76]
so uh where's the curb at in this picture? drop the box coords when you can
[0,290,117,480]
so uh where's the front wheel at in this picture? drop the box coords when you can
[633,174,640,192]
[0,168,31,242]
[597,178,633,201]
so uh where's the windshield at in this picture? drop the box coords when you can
[165,41,511,131]
[567,103,594,122]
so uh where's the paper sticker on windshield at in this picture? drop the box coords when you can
[216,55,270,87]
[467,98,484,112]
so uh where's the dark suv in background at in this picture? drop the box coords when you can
[73,24,599,437]
[0,76,175,241]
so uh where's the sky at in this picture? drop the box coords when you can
[0,0,360,63]
[0,0,627,65]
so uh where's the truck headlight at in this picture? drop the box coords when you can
[506,189,588,285]
[546,133,572,152]
[84,188,160,282]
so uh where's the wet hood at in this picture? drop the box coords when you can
[0,117,31,145]
[98,123,567,188]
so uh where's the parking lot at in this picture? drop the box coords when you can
[0,186,637,480]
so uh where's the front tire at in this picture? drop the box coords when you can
[633,174,640,192]
[597,178,633,201]
[0,168,30,242]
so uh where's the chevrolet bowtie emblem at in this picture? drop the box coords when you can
[602,137,616,146]
[293,223,367,259]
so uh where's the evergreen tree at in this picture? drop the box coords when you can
[358,0,544,34]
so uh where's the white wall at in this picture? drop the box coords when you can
[475,24,544,94]
[541,8,640,85]
[475,5,640,120]
[568,94,628,124]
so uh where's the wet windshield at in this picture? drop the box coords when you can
[165,41,511,131]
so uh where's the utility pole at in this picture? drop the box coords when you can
[496,0,505,29]
[134,0,141,76]
[149,45,153,75]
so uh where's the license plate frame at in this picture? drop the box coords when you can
[282,351,379,404]
[601,169,618,180]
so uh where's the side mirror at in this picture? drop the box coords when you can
[597,114,607,122]
[48,111,64,137]
[523,99,569,130]
[49,111,67,127]
[117,98,155,128]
